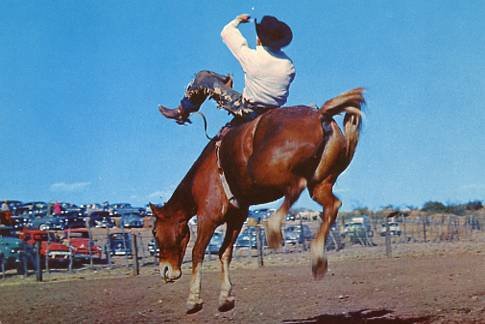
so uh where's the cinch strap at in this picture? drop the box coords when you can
[215,140,239,208]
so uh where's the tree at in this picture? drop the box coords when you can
[465,200,483,211]
[421,201,446,212]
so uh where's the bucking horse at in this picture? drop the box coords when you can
[150,88,365,313]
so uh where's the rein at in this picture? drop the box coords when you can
[193,111,213,141]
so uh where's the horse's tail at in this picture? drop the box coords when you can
[319,87,365,161]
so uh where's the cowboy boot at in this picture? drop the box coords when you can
[224,74,233,88]
[158,105,191,125]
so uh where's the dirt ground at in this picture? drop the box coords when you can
[0,237,484,323]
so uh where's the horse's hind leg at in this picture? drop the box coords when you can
[217,207,247,312]
[309,178,341,280]
[266,178,307,249]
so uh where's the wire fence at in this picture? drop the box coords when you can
[1,213,483,280]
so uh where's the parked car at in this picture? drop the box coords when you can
[27,215,64,231]
[343,215,373,238]
[2,200,22,216]
[108,203,133,216]
[283,224,313,246]
[206,232,224,254]
[60,211,87,229]
[88,211,114,228]
[325,226,345,251]
[55,202,82,215]
[0,225,33,274]
[107,233,132,256]
[235,227,267,249]
[11,214,34,231]
[19,229,71,264]
[345,223,375,246]
[248,209,274,223]
[62,229,102,262]
[379,221,402,236]
[16,201,48,216]
[120,212,143,228]
[131,206,147,217]
[148,239,159,257]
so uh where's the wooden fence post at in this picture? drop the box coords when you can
[385,219,392,257]
[68,229,73,272]
[422,217,427,242]
[255,226,264,267]
[133,233,140,276]
[153,239,158,268]
[22,251,28,279]
[86,219,93,269]
[35,240,43,282]
[0,254,5,279]
[106,227,112,267]
[45,231,50,275]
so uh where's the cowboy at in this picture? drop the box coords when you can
[159,14,295,125]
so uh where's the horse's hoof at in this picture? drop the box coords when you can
[186,302,203,314]
[218,297,235,312]
[312,256,328,280]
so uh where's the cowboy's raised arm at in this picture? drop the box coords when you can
[221,14,253,70]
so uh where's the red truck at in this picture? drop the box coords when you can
[62,228,102,262]
[19,229,71,264]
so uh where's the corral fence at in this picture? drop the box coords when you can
[0,219,158,281]
[375,214,482,257]
[1,213,483,280]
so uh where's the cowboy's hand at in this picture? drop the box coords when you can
[237,14,251,23]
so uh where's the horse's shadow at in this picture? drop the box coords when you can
[283,309,433,324]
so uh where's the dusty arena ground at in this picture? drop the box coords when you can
[0,236,484,323]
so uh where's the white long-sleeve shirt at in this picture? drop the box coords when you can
[221,17,295,107]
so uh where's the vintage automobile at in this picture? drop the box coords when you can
[108,203,133,217]
[148,238,159,256]
[283,224,314,246]
[11,214,34,231]
[248,208,275,223]
[88,211,114,228]
[107,233,132,256]
[380,221,402,236]
[15,201,48,216]
[62,228,102,262]
[119,211,143,228]
[28,215,65,231]
[2,200,22,216]
[60,211,86,229]
[19,229,71,264]
[0,225,33,274]
[206,231,224,255]
[235,227,267,249]
[325,225,345,250]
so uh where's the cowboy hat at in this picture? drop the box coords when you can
[255,15,293,50]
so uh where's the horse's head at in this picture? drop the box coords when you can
[150,203,190,283]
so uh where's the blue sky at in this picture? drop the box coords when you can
[1,1,484,211]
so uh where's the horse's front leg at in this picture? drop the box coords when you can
[218,208,246,312]
[186,220,216,314]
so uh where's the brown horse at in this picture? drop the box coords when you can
[150,88,364,313]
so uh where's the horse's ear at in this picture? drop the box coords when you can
[149,202,165,219]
